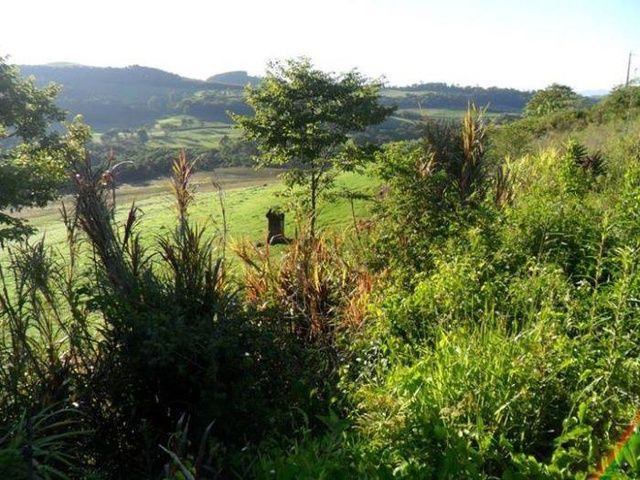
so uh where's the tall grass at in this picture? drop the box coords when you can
[234,227,373,344]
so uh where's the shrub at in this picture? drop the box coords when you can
[69,153,335,476]
[370,105,494,278]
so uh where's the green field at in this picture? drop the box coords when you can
[10,167,377,257]
[397,107,504,120]
[126,107,490,151]
[147,115,240,148]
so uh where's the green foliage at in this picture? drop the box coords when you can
[6,58,640,480]
[0,59,64,141]
[593,85,640,121]
[235,57,393,234]
[488,84,640,163]
[248,109,640,478]
[136,128,149,143]
[176,90,251,122]
[0,151,348,478]
[353,322,577,478]
[370,106,491,277]
[67,154,336,477]
[0,405,85,480]
[524,84,584,118]
[0,57,90,245]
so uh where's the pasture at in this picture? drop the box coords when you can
[9,167,378,256]
[147,115,240,148]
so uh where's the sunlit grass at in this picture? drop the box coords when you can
[5,168,378,259]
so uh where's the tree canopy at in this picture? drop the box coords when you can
[234,58,393,235]
[523,83,583,117]
[0,57,87,244]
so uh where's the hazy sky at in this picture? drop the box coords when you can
[2,0,639,90]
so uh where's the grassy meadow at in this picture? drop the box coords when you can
[104,107,495,152]
[9,167,377,257]
[147,115,241,149]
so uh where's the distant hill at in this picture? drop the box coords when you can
[384,82,534,113]
[207,71,261,87]
[17,63,535,134]
[18,64,242,131]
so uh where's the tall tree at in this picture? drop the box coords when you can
[234,58,394,237]
[0,56,88,244]
[524,83,583,117]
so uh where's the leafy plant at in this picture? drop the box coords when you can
[0,405,85,480]
[234,57,393,236]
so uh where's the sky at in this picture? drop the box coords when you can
[1,0,639,91]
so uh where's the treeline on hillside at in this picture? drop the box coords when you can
[86,84,640,183]
[19,64,246,130]
[385,82,535,112]
[89,135,259,182]
[207,70,262,86]
[175,90,252,122]
[19,64,538,133]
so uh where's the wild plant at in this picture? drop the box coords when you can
[234,225,373,345]
[0,404,86,480]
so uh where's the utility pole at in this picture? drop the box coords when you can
[626,51,633,87]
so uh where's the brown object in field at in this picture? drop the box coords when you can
[266,209,289,245]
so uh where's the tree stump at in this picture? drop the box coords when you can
[266,209,289,245]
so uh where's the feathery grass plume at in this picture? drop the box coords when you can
[160,152,225,308]
[170,150,195,225]
[413,103,489,205]
[158,223,224,309]
[67,150,236,476]
[0,238,92,415]
[210,173,228,259]
[494,160,514,208]
[460,103,488,202]
[71,154,135,295]
[0,238,93,478]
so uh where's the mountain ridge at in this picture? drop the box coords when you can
[17,62,536,132]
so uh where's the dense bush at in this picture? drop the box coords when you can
[592,85,640,122]
[0,154,338,478]
[369,108,493,279]
[488,85,640,162]
[246,108,640,479]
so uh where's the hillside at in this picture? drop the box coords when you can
[207,70,261,86]
[18,63,243,130]
[19,63,533,134]
[385,82,533,112]
[7,44,640,478]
